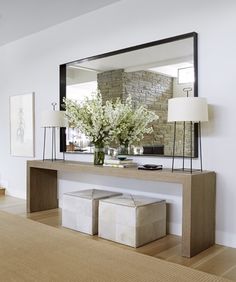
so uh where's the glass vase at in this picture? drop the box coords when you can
[118,144,129,155]
[94,146,105,165]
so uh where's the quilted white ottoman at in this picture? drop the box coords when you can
[98,194,166,247]
[62,189,121,235]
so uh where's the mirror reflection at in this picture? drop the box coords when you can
[61,33,197,157]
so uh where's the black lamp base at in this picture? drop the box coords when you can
[171,168,202,173]
[171,121,203,174]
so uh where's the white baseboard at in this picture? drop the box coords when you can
[167,222,182,236]
[5,189,26,200]
[216,230,236,248]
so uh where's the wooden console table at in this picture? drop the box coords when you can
[27,160,216,258]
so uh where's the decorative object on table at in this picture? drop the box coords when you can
[98,194,166,247]
[168,96,208,173]
[107,147,118,159]
[138,164,163,170]
[113,96,159,154]
[117,144,130,155]
[94,147,105,165]
[103,158,137,168]
[64,92,158,165]
[64,93,114,165]
[66,142,75,152]
[133,146,144,155]
[10,92,35,157]
[41,102,66,161]
[117,156,127,161]
[105,158,133,164]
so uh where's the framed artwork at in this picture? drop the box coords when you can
[10,92,35,157]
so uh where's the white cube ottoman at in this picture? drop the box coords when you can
[98,194,166,247]
[62,189,121,235]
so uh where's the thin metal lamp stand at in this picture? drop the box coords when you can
[42,103,66,162]
[171,121,202,173]
[42,126,64,161]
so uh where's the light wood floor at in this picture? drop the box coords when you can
[1,195,236,281]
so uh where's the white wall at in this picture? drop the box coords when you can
[0,0,236,247]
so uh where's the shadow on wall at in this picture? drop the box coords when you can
[58,171,182,196]
[204,104,222,136]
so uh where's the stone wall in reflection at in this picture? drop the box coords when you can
[97,69,194,156]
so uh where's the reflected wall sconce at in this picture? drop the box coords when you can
[41,103,66,161]
[168,97,208,173]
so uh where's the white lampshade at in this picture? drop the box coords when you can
[168,97,208,122]
[41,110,67,127]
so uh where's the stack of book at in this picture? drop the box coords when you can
[103,158,137,168]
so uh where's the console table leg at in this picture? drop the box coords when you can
[182,172,216,257]
[27,167,58,213]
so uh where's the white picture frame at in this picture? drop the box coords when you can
[10,93,35,157]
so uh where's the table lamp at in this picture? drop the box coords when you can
[41,103,66,161]
[168,97,208,173]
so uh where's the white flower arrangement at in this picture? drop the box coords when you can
[112,96,159,147]
[64,92,115,147]
[64,91,159,148]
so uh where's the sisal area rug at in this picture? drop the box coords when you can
[0,211,231,282]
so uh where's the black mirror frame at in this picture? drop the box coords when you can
[59,32,198,157]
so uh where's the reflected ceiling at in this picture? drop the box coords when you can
[68,38,193,75]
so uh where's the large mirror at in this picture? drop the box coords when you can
[60,32,198,157]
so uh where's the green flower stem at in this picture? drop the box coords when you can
[94,145,105,165]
